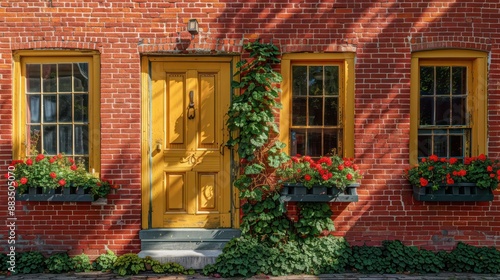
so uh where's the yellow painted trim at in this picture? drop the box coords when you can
[12,51,101,171]
[280,53,356,157]
[91,54,101,172]
[148,56,234,63]
[12,54,22,160]
[343,56,355,158]
[409,57,420,165]
[230,55,241,228]
[412,49,487,59]
[410,49,488,164]
[279,57,291,154]
[141,56,151,229]
[473,57,488,155]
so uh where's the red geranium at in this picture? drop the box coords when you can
[277,154,363,189]
[20,177,28,185]
[406,154,500,190]
[12,153,118,199]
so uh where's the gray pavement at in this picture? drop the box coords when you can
[2,272,500,280]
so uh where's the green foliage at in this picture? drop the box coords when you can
[142,256,160,268]
[45,252,72,273]
[203,235,351,277]
[113,253,145,276]
[446,242,500,273]
[349,244,386,273]
[226,40,282,161]
[277,155,363,189]
[15,251,46,274]
[226,40,288,202]
[295,202,335,237]
[241,197,336,244]
[348,240,445,274]
[12,153,117,199]
[0,254,8,272]
[92,250,117,272]
[71,253,92,272]
[405,154,500,190]
[240,194,291,243]
[301,236,352,274]
[142,257,194,275]
[162,262,195,275]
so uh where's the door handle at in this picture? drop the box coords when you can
[188,90,195,119]
[155,139,162,152]
[219,143,225,156]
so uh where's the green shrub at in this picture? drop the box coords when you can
[45,252,72,273]
[348,240,445,274]
[0,254,9,272]
[295,202,335,237]
[240,194,291,243]
[142,257,194,275]
[446,242,500,273]
[113,253,145,276]
[142,256,161,272]
[71,253,92,272]
[382,240,445,273]
[92,250,117,272]
[203,235,350,277]
[301,236,351,274]
[162,262,195,275]
[349,244,386,273]
[15,251,45,274]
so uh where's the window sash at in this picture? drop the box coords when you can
[417,62,472,159]
[290,63,343,157]
[25,63,90,163]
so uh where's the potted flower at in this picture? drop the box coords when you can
[9,153,119,202]
[405,154,499,201]
[277,154,363,202]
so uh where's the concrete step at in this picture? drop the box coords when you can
[138,229,240,269]
[138,249,221,270]
[139,229,240,250]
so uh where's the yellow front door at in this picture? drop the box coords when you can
[150,58,232,228]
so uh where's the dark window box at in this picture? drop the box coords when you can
[280,183,359,202]
[412,183,493,202]
[16,187,95,202]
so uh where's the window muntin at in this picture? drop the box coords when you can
[25,63,90,165]
[290,64,342,157]
[410,50,488,166]
[417,63,471,160]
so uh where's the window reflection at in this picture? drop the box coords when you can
[25,63,90,166]
[291,64,341,157]
[418,65,470,159]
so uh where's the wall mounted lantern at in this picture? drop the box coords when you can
[187,19,199,36]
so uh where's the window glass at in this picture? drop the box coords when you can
[291,64,341,157]
[418,65,469,160]
[26,63,90,166]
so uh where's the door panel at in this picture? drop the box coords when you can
[151,60,231,228]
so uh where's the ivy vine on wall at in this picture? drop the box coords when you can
[226,40,288,202]
[223,40,337,250]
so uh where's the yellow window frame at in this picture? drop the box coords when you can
[410,49,488,165]
[280,53,355,158]
[12,50,101,172]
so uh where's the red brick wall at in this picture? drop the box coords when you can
[1,0,500,257]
